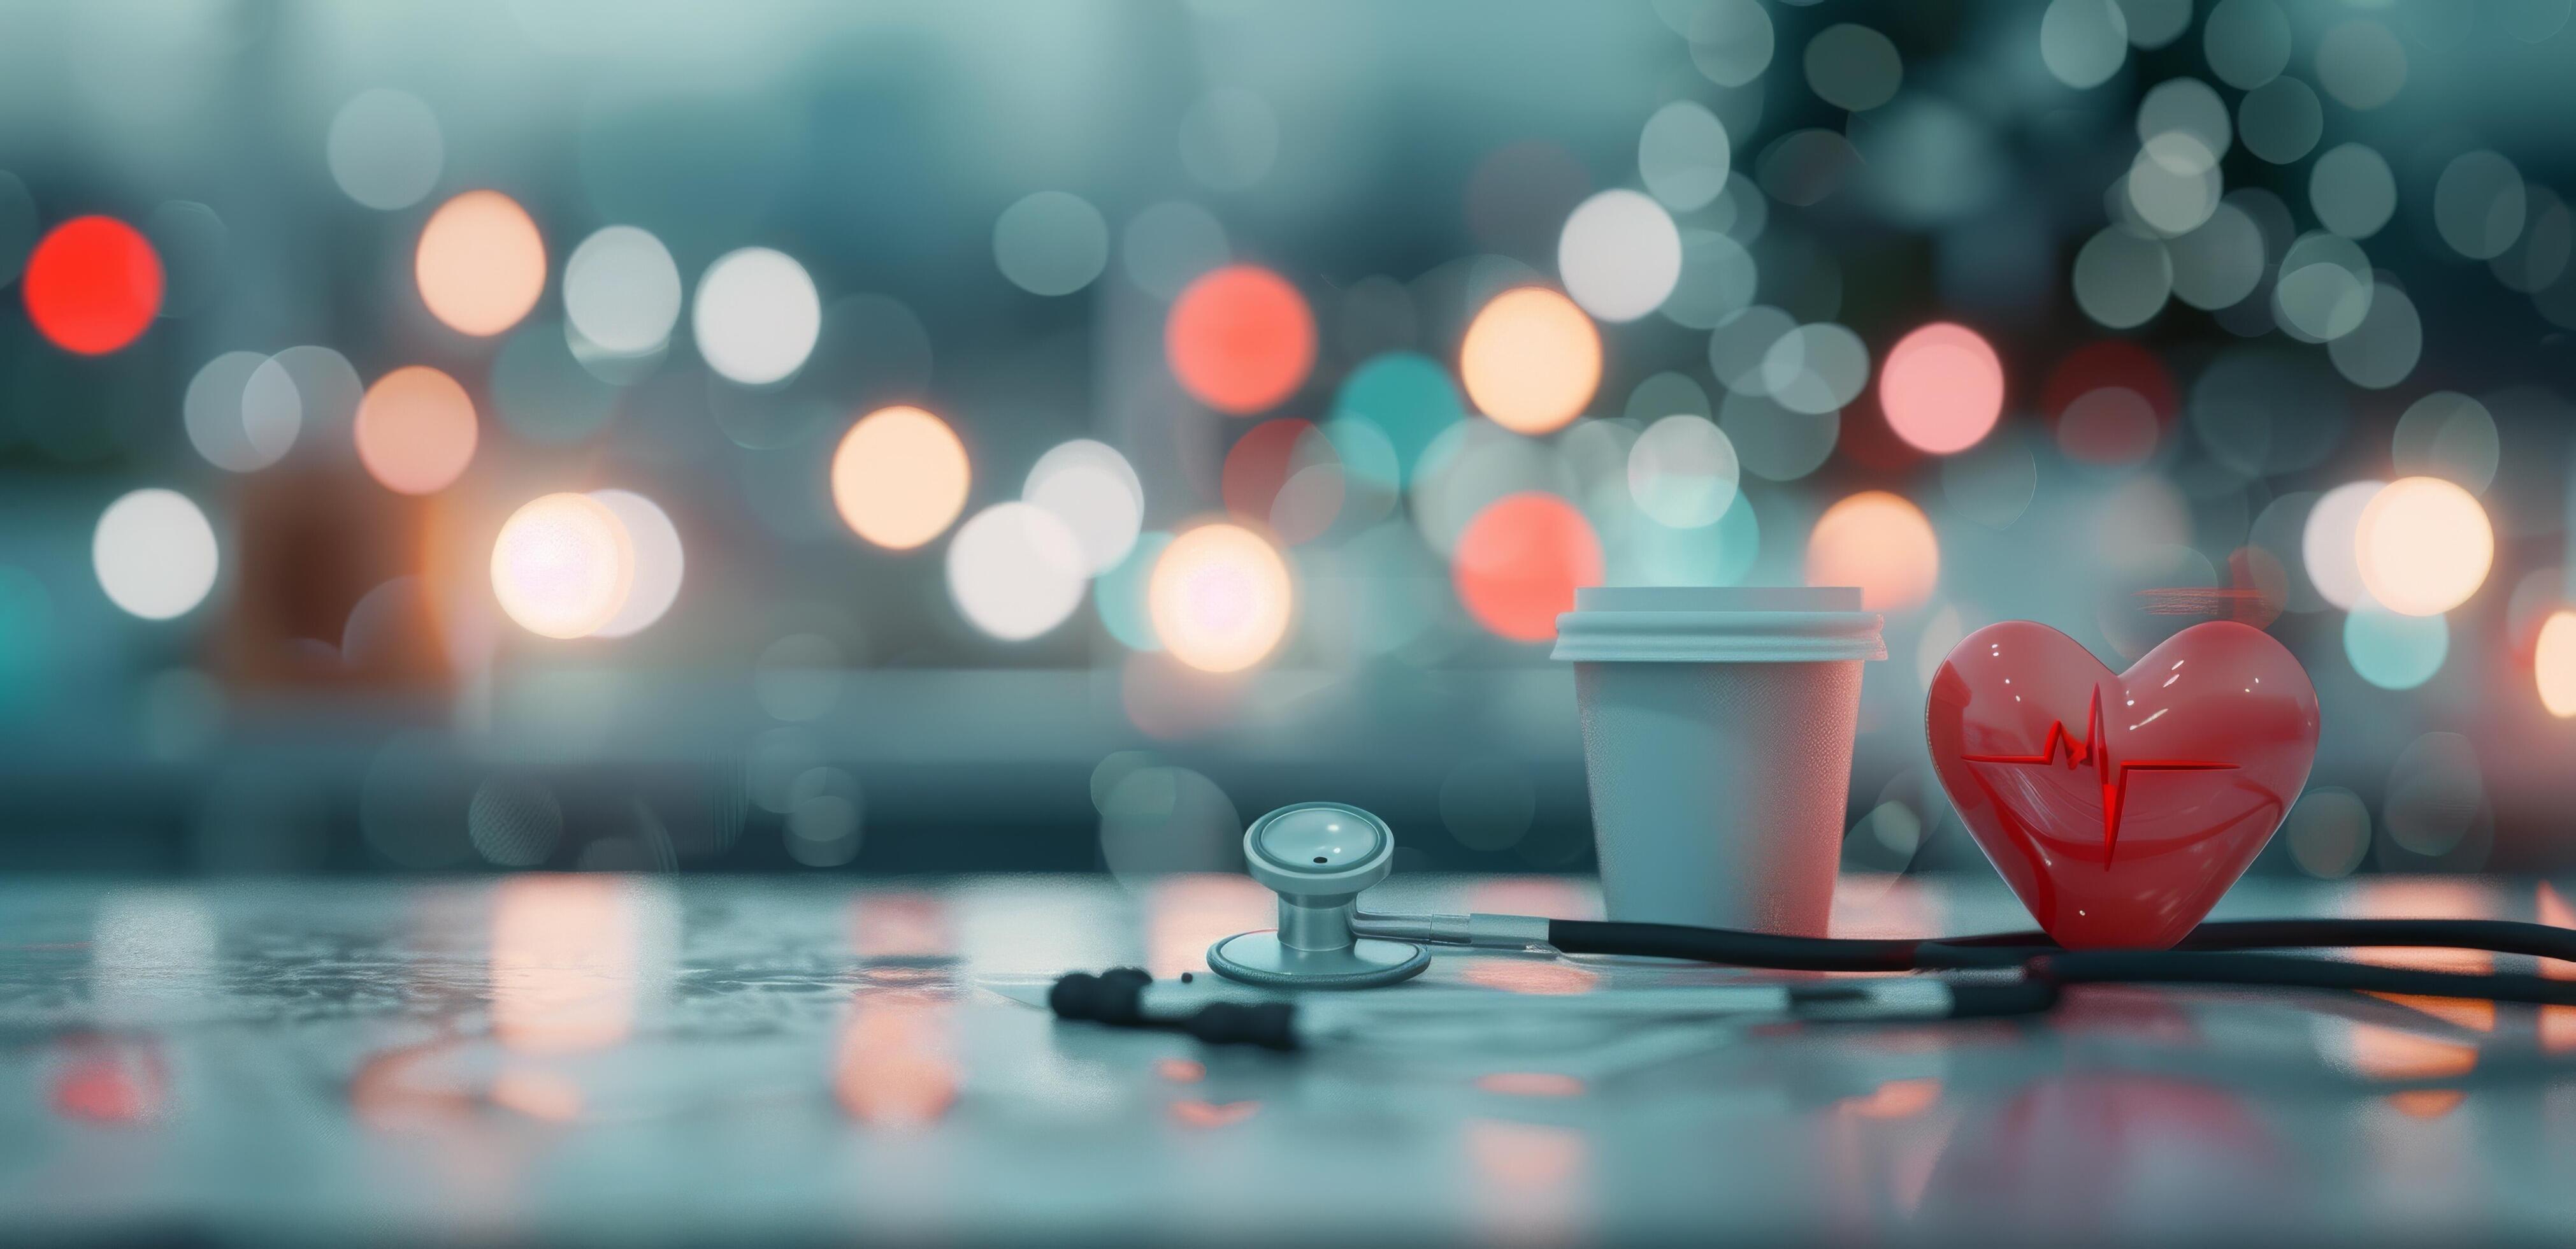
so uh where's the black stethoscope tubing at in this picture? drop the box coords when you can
[1550,916,2576,1004]
[1051,916,2576,1050]
[1555,916,2575,969]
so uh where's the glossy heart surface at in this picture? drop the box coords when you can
[1925,621,2320,949]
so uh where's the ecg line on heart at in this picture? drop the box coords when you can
[1957,686,2236,866]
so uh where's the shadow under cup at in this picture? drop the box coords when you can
[1553,586,1887,936]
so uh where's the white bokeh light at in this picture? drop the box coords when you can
[326,89,443,211]
[1804,24,1903,112]
[994,191,1110,297]
[183,351,300,473]
[94,489,219,621]
[2310,143,2396,239]
[2301,479,2385,610]
[2127,133,2220,236]
[947,502,1088,642]
[2435,150,2528,261]
[1759,322,1871,415]
[2205,0,2292,90]
[2273,232,2374,342]
[2040,0,2129,89]
[2135,78,2231,160]
[586,489,684,639]
[1122,201,1228,301]
[2169,200,2264,310]
[1558,190,1681,323]
[1684,0,1774,87]
[1022,440,1144,575]
[1178,89,1279,192]
[565,226,682,356]
[2072,226,2172,328]
[1638,101,1731,211]
[491,493,635,640]
[1627,415,1741,528]
[2237,77,2322,165]
[693,247,821,386]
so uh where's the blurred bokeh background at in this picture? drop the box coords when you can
[0,0,2569,882]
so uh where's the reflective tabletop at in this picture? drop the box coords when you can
[5,872,2575,1245]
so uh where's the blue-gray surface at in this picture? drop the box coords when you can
[3,872,2574,1245]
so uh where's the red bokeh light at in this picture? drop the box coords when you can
[1453,491,1602,643]
[2056,387,2161,464]
[1221,418,1314,521]
[2043,340,2177,466]
[49,1036,166,1124]
[1839,384,1923,473]
[1166,264,1315,415]
[22,216,162,355]
[1220,418,1342,542]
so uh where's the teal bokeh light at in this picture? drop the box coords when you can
[493,321,619,444]
[1095,531,1173,651]
[0,567,51,717]
[1605,491,1760,587]
[2343,601,2447,690]
[1333,352,1463,482]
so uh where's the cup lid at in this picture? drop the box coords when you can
[1551,586,1887,663]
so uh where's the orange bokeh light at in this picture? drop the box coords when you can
[354,365,479,495]
[22,216,162,355]
[490,876,640,1055]
[1475,1072,1588,1098]
[1148,523,1295,673]
[1838,1078,1943,1120]
[2538,611,2576,718]
[2354,475,2493,617]
[1166,264,1315,414]
[835,994,959,1128]
[1879,322,2003,454]
[1453,491,1602,642]
[415,190,545,337]
[1806,491,1938,612]
[831,405,972,550]
[491,493,636,640]
[1459,287,1600,435]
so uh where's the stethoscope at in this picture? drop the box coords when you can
[1049,802,2576,1050]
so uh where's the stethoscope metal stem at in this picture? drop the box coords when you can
[1276,896,1358,953]
[1350,911,1553,949]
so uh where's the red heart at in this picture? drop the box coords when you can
[1925,620,2319,949]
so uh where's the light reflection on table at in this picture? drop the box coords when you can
[6,873,2576,1243]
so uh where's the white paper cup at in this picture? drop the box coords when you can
[1552,586,1885,935]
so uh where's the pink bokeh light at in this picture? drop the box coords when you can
[1878,322,2004,455]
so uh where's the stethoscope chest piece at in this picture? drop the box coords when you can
[1207,802,1430,990]
[1205,931,1430,989]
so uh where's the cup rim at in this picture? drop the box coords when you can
[1551,586,1886,663]
[1571,586,1860,612]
